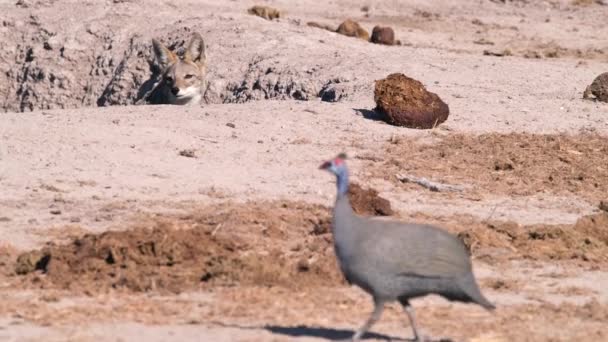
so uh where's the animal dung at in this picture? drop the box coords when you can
[247,5,281,20]
[583,72,608,103]
[370,26,398,45]
[374,73,449,129]
[335,19,369,41]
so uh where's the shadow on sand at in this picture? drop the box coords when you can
[353,108,385,122]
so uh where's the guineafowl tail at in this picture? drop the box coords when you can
[472,292,496,311]
[460,274,496,311]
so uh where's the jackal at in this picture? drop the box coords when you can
[151,33,207,105]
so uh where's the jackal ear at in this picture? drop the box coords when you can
[152,39,177,68]
[184,32,206,66]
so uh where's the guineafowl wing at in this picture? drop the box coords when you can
[361,219,472,279]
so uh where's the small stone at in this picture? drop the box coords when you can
[50,209,62,215]
[178,149,197,158]
[226,123,236,128]
[599,200,608,212]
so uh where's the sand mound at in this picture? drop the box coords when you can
[377,133,608,202]
[457,212,608,263]
[12,201,343,294]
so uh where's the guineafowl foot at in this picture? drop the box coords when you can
[351,300,385,341]
[398,298,422,342]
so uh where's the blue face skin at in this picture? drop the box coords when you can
[321,158,349,197]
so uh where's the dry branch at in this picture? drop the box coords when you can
[396,173,466,192]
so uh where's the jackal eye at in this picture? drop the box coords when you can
[184,74,194,80]
[165,77,173,84]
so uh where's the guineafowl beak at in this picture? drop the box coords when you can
[319,161,331,170]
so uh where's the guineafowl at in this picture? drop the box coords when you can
[319,153,495,341]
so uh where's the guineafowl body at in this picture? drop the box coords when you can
[320,154,494,341]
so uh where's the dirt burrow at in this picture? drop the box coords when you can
[371,132,608,203]
[0,12,363,113]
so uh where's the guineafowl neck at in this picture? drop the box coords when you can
[336,170,349,198]
[332,194,358,255]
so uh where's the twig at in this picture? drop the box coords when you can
[199,137,219,144]
[482,204,499,223]
[211,223,223,236]
[396,173,466,192]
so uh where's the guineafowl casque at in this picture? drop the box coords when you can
[319,153,495,341]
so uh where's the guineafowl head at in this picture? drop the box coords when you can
[320,153,349,196]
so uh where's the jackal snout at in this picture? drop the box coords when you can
[152,32,207,105]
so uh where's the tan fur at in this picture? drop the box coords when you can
[151,32,207,105]
[247,5,281,20]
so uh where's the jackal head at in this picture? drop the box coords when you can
[152,33,207,105]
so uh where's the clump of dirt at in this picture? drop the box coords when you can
[375,133,608,202]
[370,26,399,46]
[348,183,394,216]
[583,72,608,102]
[336,19,370,41]
[11,201,343,294]
[247,5,281,20]
[374,73,449,129]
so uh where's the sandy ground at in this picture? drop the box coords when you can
[1,0,608,341]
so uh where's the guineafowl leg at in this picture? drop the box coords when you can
[351,299,384,341]
[398,298,421,341]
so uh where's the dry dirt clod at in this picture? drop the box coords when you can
[247,5,281,20]
[483,49,513,57]
[583,72,608,102]
[348,183,393,216]
[374,73,449,129]
[15,250,49,275]
[335,19,369,41]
